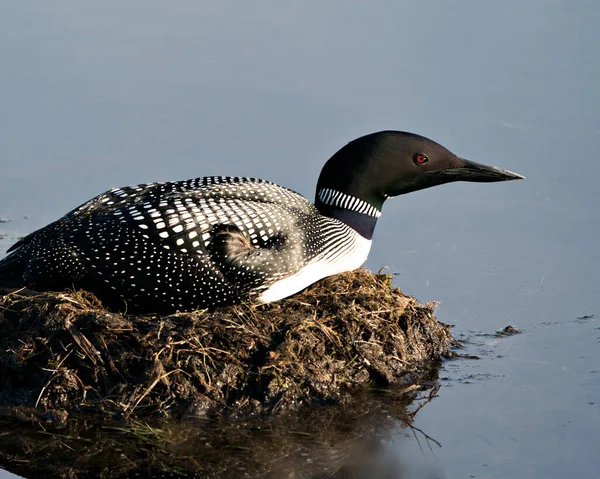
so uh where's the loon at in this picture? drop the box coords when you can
[0,131,523,313]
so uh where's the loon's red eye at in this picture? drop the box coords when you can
[413,153,429,165]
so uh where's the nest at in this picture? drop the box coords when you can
[0,269,454,419]
[0,268,456,478]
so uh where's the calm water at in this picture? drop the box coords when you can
[1,1,599,478]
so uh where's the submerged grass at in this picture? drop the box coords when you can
[0,382,442,478]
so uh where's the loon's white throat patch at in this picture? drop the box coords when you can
[317,188,381,218]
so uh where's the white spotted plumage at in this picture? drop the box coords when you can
[2,176,374,312]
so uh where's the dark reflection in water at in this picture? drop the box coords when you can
[0,381,443,479]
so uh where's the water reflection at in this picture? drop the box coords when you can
[0,381,442,478]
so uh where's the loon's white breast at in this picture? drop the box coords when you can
[257,225,372,303]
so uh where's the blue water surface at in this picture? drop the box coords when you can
[0,1,598,478]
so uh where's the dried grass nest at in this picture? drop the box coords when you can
[0,268,456,419]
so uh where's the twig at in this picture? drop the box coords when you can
[409,424,442,451]
[35,350,73,408]
[124,369,183,417]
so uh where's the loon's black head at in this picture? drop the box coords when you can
[316,130,524,211]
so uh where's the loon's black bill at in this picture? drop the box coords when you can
[444,158,525,182]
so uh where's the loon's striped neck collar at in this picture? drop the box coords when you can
[316,188,381,240]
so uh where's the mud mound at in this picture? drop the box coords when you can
[0,269,455,419]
